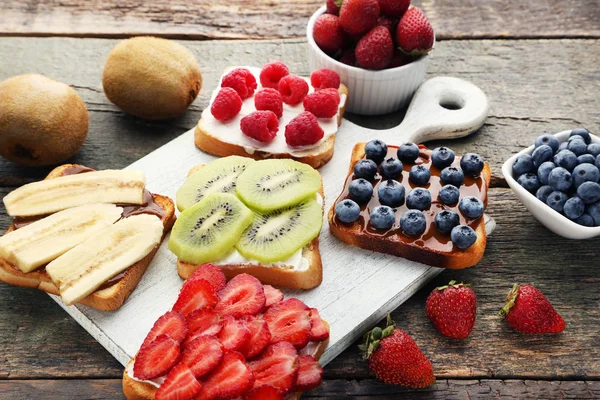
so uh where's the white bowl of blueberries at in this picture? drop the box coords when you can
[503,128,600,239]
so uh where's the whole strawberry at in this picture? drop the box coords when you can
[355,26,394,70]
[426,281,476,339]
[396,7,434,54]
[313,14,346,55]
[326,0,343,15]
[499,284,565,334]
[379,0,410,17]
[339,0,380,37]
[360,315,435,388]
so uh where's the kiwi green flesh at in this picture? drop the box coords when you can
[169,192,254,264]
[236,159,321,212]
[235,198,322,263]
[176,156,255,211]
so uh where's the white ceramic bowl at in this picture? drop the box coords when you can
[502,130,600,239]
[306,6,431,116]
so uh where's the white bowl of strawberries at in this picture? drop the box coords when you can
[307,0,434,116]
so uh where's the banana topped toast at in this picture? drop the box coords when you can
[0,164,176,310]
[329,141,490,269]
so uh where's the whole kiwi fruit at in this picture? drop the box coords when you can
[102,36,202,120]
[0,74,89,167]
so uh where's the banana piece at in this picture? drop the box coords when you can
[4,170,146,217]
[0,203,123,273]
[46,214,164,306]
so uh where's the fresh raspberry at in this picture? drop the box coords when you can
[326,0,343,15]
[379,0,410,17]
[356,26,394,70]
[313,14,346,55]
[254,88,283,118]
[285,112,324,147]
[278,75,309,106]
[310,69,341,90]
[376,15,396,35]
[260,61,290,89]
[396,7,435,54]
[303,89,340,118]
[389,50,414,68]
[211,87,242,122]
[339,48,356,66]
[221,68,257,99]
[339,0,380,36]
[240,111,279,143]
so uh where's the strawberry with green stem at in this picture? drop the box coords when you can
[500,284,565,334]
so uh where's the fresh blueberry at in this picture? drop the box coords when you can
[365,139,388,163]
[558,142,569,151]
[569,128,591,145]
[406,188,432,211]
[536,185,554,203]
[380,157,403,179]
[370,206,395,230]
[517,173,541,193]
[577,181,600,204]
[596,155,600,170]
[578,154,596,165]
[440,166,464,187]
[575,213,595,227]
[377,179,405,207]
[546,191,569,213]
[439,184,460,205]
[553,150,578,172]
[409,165,431,185]
[460,153,485,177]
[451,225,477,249]
[400,209,427,236]
[348,178,373,204]
[532,145,554,167]
[535,134,560,153]
[548,167,573,192]
[459,196,485,219]
[564,197,585,220]
[513,154,534,176]
[588,143,600,157]
[335,199,360,223]
[537,161,555,185]
[431,147,455,169]
[397,142,419,163]
[434,210,460,234]
[353,159,378,180]
[586,202,600,226]
[567,138,588,156]
[572,163,600,188]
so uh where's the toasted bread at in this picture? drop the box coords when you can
[328,143,491,270]
[0,164,176,311]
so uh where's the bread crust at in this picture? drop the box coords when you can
[0,164,176,310]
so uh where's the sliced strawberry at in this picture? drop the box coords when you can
[264,298,311,349]
[185,264,227,294]
[293,355,323,392]
[215,274,266,318]
[187,307,222,335]
[248,342,299,394]
[308,309,330,342]
[218,315,251,351]
[155,362,202,400]
[134,335,181,380]
[140,311,188,350]
[263,285,284,308]
[173,278,218,317]
[244,385,284,400]
[181,335,223,379]
[239,316,271,359]
[198,351,254,400]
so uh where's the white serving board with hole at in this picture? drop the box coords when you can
[50,76,494,368]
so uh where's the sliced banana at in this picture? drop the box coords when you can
[0,203,123,273]
[4,170,146,217]
[46,214,163,306]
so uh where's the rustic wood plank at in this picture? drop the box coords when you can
[0,0,598,40]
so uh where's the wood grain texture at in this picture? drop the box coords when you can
[0,0,598,39]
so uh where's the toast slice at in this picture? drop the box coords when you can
[0,164,176,311]
[195,66,349,169]
[329,143,490,270]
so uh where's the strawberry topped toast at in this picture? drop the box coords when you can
[195,61,348,168]
[123,264,329,400]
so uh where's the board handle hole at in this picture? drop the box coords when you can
[439,96,465,110]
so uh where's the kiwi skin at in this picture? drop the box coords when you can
[102,36,202,120]
[0,74,89,167]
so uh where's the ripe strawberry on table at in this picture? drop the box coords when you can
[359,315,435,388]
[396,7,434,54]
[425,280,476,339]
[499,284,565,334]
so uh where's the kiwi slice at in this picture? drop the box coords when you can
[236,159,321,212]
[235,197,322,263]
[169,192,254,264]
[176,156,255,211]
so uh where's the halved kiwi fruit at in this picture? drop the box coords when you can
[176,156,255,211]
[169,192,254,264]
[235,197,322,263]
[236,159,321,212]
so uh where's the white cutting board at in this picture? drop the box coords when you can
[49,77,493,367]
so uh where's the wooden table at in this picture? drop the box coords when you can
[0,1,599,398]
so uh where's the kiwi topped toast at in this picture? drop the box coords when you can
[171,156,324,289]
